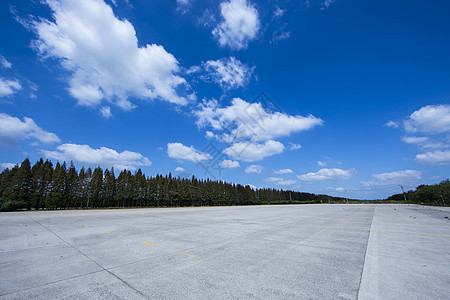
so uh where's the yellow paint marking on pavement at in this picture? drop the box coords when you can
[104,232,109,234]
[142,242,156,246]
[370,230,386,232]
[177,251,197,258]
[421,234,450,238]
[79,225,83,227]
[320,227,336,229]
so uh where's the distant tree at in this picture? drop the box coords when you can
[90,167,103,208]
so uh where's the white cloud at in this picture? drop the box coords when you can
[100,106,112,118]
[385,120,399,128]
[317,161,326,167]
[404,104,450,134]
[43,143,151,170]
[245,164,263,173]
[0,163,17,170]
[195,98,323,143]
[297,168,353,181]
[273,6,285,19]
[272,30,291,43]
[32,0,188,109]
[322,0,336,9]
[274,168,293,174]
[0,55,12,68]
[402,136,429,144]
[176,0,191,14]
[196,98,321,162]
[0,78,21,97]
[167,142,212,163]
[0,113,60,148]
[224,140,284,162]
[175,166,185,172]
[415,150,450,165]
[219,159,240,169]
[205,131,215,139]
[265,177,296,186]
[288,143,301,151]
[361,170,422,187]
[212,0,260,50]
[192,57,254,90]
[335,187,345,193]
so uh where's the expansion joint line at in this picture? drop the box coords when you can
[28,217,148,299]
[356,206,376,299]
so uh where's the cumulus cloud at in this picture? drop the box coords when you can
[190,57,254,90]
[404,104,450,134]
[100,106,112,118]
[274,168,293,174]
[397,105,450,163]
[385,120,399,128]
[31,0,188,110]
[167,142,212,163]
[0,55,12,69]
[0,113,60,148]
[175,166,185,172]
[224,140,284,162]
[195,98,323,143]
[317,161,326,167]
[245,164,262,173]
[415,150,450,165]
[265,177,296,186]
[195,98,321,162]
[288,143,301,150]
[361,170,422,187]
[212,0,260,50]
[43,143,151,170]
[297,168,353,181]
[219,159,240,169]
[0,78,21,98]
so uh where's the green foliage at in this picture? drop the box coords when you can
[0,197,27,211]
[385,179,450,206]
[0,157,358,211]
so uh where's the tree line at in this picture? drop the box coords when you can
[0,158,347,211]
[386,179,450,206]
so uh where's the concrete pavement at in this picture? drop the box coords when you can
[0,204,449,299]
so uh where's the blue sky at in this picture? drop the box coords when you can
[0,0,449,199]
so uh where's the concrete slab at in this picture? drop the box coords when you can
[0,204,448,299]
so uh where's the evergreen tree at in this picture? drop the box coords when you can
[65,162,79,208]
[90,167,103,208]
[31,159,44,209]
[51,162,67,209]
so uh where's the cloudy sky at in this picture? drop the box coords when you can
[1,0,449,199]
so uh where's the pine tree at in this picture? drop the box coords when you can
[65,162,78,208]
[51,162,67,209]
[13,158,33,209]
[103,168,116,207]
[90,167,103,208]
[31,159,44,209]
